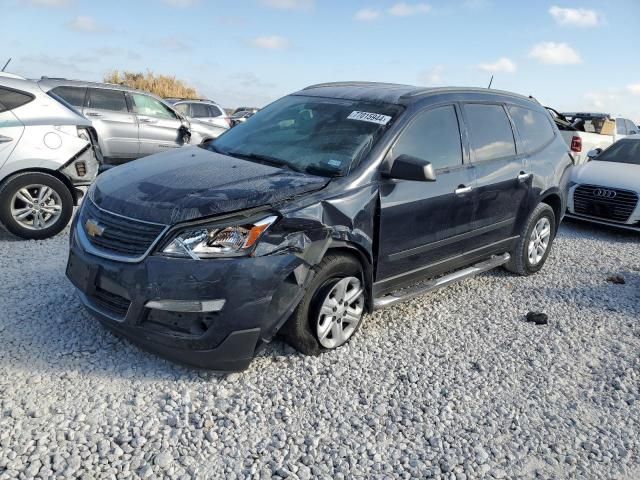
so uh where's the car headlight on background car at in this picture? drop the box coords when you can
[161,215,278,259]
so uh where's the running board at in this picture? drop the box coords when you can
[373,253,511,310]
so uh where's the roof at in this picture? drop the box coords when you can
[297,81,537,106]
[37,77,138,93]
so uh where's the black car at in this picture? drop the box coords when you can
[66,82,573,371]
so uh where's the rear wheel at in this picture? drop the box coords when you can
[280,254,366,355]
[0,172,73,240]
[505,202,556,276]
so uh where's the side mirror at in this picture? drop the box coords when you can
[630,130,638,135]
[586,148,602,160]
[386,154,436,182]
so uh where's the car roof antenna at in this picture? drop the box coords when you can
[1,58,11,72]
[487,75,494,89]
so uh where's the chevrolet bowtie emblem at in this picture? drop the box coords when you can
[85,219,105,237]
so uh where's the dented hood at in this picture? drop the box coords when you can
[91,147,329,225]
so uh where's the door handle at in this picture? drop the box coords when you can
[0,135,13,143]
[85,112,102,117]
[455,185,473,195]
[518,172,532,182]
[139,117,157,124]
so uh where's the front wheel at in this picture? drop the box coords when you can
[505,202,556,276]
[0,172,74,240]
[280,254,366,355]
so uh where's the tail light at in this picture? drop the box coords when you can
[570,136,582,152]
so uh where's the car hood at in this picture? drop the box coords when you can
[572,160,640,192]
[91,147,330,225]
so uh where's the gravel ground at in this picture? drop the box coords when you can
[0,219,639,479]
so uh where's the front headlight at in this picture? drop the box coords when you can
[161,215,278,259]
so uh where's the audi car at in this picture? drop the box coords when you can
[566,135,640,231]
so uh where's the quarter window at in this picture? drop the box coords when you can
[51,86,86,108]
[131,94,177,119]
[464,104,516,162]
[0,87,34,112]
[87,88,128,112]
[389,105,463,170]
[508,105,555,154]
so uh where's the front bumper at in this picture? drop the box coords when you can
[66,226,307,371]
[564,212,640,232]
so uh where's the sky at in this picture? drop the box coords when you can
[2,0,639,121]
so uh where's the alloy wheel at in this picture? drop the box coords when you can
[528,217,551,266]
[316,276,365,349]
[10,184,63,231]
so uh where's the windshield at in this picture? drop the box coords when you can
[209,95,402,177]
[596,139,640,165]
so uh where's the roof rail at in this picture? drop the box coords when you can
[399,86,539,103]
[303,81,407,90]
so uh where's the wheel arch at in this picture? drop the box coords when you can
[323,241,374,313]
[539,190,563,233]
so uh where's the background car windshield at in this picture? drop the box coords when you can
[210,95,402,176]
[596,139,640,165]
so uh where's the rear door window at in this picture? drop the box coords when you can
[616,118,627,135]
[0,87,34,112]
[51,86,86,108]
[463,104,516,162]
[87,88,128,112]
[191,103,210,118]
[208,105,223,117]
[174,103,190,116]
[508,105,555,154]
[625,119,637,134]
[389,105,463,170]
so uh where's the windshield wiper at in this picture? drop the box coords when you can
[226,151,302,173]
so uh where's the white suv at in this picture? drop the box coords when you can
[0,76,100,239]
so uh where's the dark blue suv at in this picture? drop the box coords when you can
[66,82,572,371]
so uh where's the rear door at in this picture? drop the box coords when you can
[84,88,139,160]
[377,104,476,283]
[0,87,29,168]
[130,93,183,156]
[461,103,530,247]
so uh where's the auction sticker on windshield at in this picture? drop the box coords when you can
[347,111,392,125]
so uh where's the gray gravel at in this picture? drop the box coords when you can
[0,219,639,479]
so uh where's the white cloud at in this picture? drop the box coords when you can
[354,8,381,21]
[549,6,601,27]
[418,65,444,86]
[529,42,581,65]
[627,84,640,95]
[249,35,290,50]
[67,15,110,33]
[259,0,313,9]
[584,91,618,110]
[478,57,516,73]
[24,0,71,6]
[388,2,431,16]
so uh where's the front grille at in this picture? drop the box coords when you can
[79,200,166,258]
[573,185,639,223]
[91,287,130,318]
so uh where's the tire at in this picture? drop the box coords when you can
[280,254,366,356]
[505,202,556,276]
[0,172,74,240]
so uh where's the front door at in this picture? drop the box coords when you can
[460,103,529,247]
[84,88,139,161]
[377,104,477,286]
[130,93,184,156]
